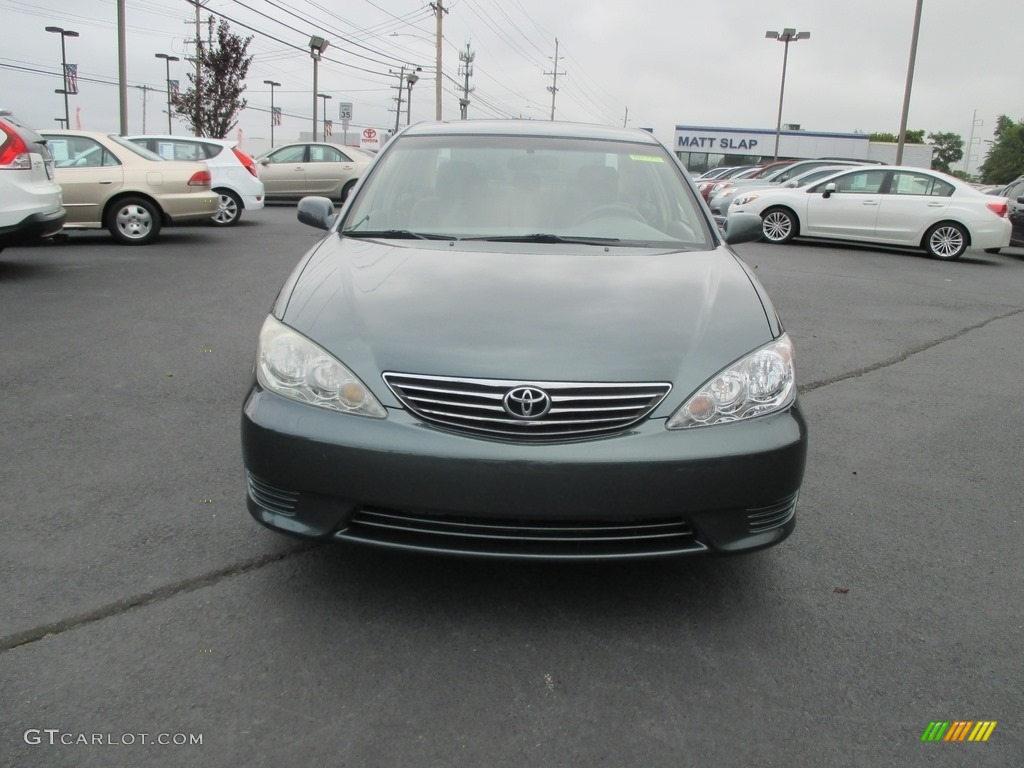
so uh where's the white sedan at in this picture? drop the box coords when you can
[729,166,1012,260]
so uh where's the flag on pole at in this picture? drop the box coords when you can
[64,64,79,95]
[272,107,282,126]
[168,79,179,99]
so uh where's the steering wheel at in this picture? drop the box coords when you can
[574,203,646,224]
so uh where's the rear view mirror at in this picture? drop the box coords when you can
[822,182,837,199]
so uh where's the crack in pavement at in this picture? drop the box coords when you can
[800,307,1024,393]
[3,308,1022,654]
[0,543,321,653]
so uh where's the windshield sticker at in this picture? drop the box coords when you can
[629,155,664,163]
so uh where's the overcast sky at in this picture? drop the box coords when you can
[3,0,1020,173]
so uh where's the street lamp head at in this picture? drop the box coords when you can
[264,80,281,87]
[155,53,180,63]
[46,26,79,37]
[317,93,332,100]
[309,36,329,57]
[767,28,810,42]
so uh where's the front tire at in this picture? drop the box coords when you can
[760,207,797,243]
[211,189,242,227]
[924,222,967,260]
[340,179,357,204]
[106,197,161,245]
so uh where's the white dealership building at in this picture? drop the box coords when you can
[673,125,932,173]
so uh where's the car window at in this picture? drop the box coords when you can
[889,171,953,197]
[1006,181,1024,200]
[151,140,217,162]
[267,145,306,164]
[342,133,711,248]
[45,136,121,168]
[309,145,346,162]
[824,170,887,194]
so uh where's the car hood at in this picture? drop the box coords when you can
[278,237,776,412]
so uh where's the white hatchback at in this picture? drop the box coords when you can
[0,111,65,253]
[126,135,265,226]
[729,166,1012,260]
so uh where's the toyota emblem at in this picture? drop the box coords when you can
[503,386,551,420]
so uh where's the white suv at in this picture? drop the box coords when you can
[0,111,65,253]
[125,135,264,226]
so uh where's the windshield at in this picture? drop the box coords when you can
[340,133,711,248]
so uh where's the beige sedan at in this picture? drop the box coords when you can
[255,142,372,202]
[39,130,218,245]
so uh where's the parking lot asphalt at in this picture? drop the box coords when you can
[1,207,1022,766]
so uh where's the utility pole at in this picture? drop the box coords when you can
[139,85,150,133]
[963,109,983,176]
[458,43,474,120]
[430,0,447,119]
[189,0,207,136]
[544,38,565,121]
[623,107,628,127]
[390,65,406,134]
[117,0,127,134]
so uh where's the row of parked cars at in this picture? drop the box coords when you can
[694,159,1020,261]
[0,109,373,251]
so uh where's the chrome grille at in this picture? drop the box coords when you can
[746,493,799,533]
[382,372,671,442]
[341,507,705,559]
[246,472,300,516]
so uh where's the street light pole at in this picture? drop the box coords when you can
[155,53,179,134]
[264,80,281,147]
[406,68,421,126]
[308,36,329,142]
[45,26,79,130]
[318,93,332,140]
[765,28,810,162]
[896,0,924,165]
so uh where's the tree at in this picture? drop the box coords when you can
[869,130,925,144]
[173,20,254,138]
[978,117,1024,184]
[926,131,963,174]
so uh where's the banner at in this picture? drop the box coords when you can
[324,120,332,137]
[168,79,179,99]
[272,106,282,126]
[64,63,78,95]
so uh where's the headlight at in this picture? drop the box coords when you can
[256,315,386,418]
[666,335,796,429]
[732,193,759,206]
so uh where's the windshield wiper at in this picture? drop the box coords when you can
[341,229,455,240]
[461,233,621,245]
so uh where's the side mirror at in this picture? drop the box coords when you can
[259,158,270,166]
[296,196,336,231]
[1016,196,1024,205]
[822,182,837,199]
[721,213,763,245]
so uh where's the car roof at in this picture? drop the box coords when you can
[399,119,663,146]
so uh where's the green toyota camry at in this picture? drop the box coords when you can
[241,120,807,560]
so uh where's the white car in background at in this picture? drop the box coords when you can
[126,135,265,226]
[729,165,1012,260]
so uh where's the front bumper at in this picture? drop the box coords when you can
[241,387,808,560]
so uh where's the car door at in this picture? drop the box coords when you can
[303,144,357,197]
[1004,179,1024,245]
[44,135,124,226]
[804,169,888,241]
[258,144,308,197]
[874,171,954,245]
